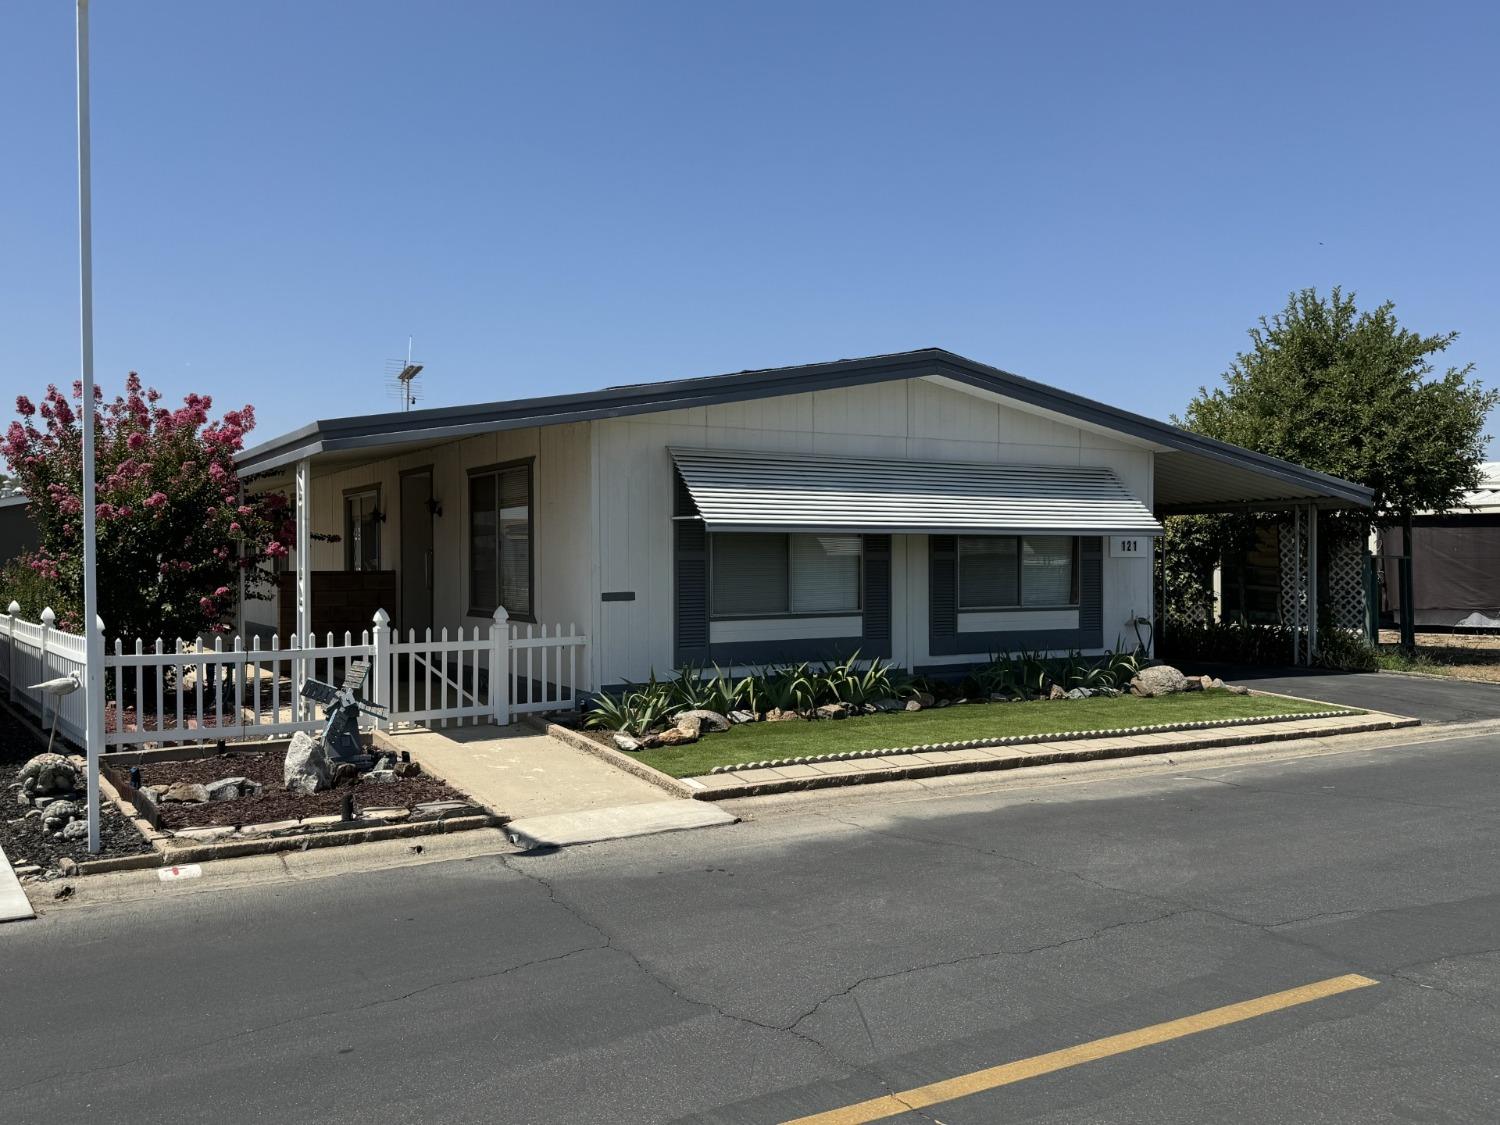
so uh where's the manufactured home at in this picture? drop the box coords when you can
[236,349,1373,694]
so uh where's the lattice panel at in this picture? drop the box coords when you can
[1326,535,1366,631]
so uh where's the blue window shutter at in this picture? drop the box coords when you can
[929,535,958,653]
[862,535,892,658]
[674,469,709,664]
[1079,536,1103,647]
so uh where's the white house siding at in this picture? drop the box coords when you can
[592,376,1155,684]
[246,423,596,687]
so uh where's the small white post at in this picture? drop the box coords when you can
[491,606,510,726]
[294,455,311,719]
[39,607,54,719]
[372,608,390,730]
[6,601,17,705]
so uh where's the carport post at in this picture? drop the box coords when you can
[1307,504,1319,661]
[1400,514,1417,654]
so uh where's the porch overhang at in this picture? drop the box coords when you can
[669,447,1163,537]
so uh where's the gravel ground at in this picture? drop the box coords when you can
[2,707,153,870]
[137,751,468,828]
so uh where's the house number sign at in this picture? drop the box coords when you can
[1110,536,1149,559]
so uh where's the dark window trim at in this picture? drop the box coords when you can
[466,457,536,623]
[342,483,382,572]
[956,534,1081,612]
[707,531,863,620]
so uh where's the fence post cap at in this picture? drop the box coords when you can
[372,607,391,627]
[492,606,510,625]
[6,600,18,614]
[96,615,105,635]
[40,607,55,625]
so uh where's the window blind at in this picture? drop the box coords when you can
[1021,536,1074,606]
[958,536,1019,609]
[790,534,861,613]
[711,533,790,616]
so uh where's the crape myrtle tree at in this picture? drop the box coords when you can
[1168,287,1497,646]
[1,373,294,642]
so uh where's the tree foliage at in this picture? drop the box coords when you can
[1178,287,1496,522]
[1,374,290,640]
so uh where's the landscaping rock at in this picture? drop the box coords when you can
[330,762,359,787]
[870,698,902,713]
[612,733,642,752]
[1129,665,1190,697]
[1066,687,1093,699]
[204,777,248,802]
[1226,683,1251,696]
[728,710,757,725]
[162,782,211,804]
[765,708,800,722]
[283,730,332,794]
[1048,684,1067,700]
[674,715,704,739]
[653,726,698,747]
[393,760,422,778]
[675,709,730,733]
[814,703,848,721]
[18,753,79,796]
[365,769,398,784]
[57,857,79,877]
[913,692,936,708]
[904,699,923,712]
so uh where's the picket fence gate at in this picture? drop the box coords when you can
[0,604,587,750]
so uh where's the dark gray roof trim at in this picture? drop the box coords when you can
[236,348,1373,509]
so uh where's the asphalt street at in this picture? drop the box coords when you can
[5,724,1500,1123]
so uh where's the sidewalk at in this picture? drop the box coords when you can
[680,710,1419,799]
[375,722,670,821]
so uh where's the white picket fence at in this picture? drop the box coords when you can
[0,603,588,750]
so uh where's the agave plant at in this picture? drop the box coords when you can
[582,677,676,736]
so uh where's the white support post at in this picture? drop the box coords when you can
[491,606,510,726]
[6,601,16,704]
[372,608,390,730]
[39,607,54,716]
[235,481,247,643]
[1307,504,1320,661]
[294,456,311,718]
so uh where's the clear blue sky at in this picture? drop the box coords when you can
[4,1,1497,453]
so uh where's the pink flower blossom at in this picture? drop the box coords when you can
[144,491,168,509]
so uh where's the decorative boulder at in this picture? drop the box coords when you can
[393,760,422,778]
[913,692,936,708]
[1226,683,1252,696]
[1066,687,1093,699]
[1129,665,1190,698]
[814,703,848,721]
[653,726,697,747]
[612,733,642,752]
[674,715,704,739]
[674,709,730,733]
[904,699,923,712]
[1048,684,1067,700]
[364,769,398,784]
[728,710,757,725]
[870,698,902,713]
[18,753,79,796]
[765,708,800,722]
[283,730,332,794]
[204,777,248,802]
[162,782,211,804]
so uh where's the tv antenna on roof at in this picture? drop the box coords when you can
[384,336,425,412]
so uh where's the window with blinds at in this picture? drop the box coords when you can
[344,487,381,572]
[469,461,533,619]
[710,533,861,617]
[958,535,1078,609]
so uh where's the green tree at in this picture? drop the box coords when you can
[1179,287,1496,521]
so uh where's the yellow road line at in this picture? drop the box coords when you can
[781,973,1378,1125]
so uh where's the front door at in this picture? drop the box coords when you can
[400,469,435,636]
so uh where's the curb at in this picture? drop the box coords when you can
[524,716,699,799]
[685,715,1421,800]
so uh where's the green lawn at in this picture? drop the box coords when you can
[634,690,1349,778]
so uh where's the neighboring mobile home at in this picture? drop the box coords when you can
[236,349,1372,692]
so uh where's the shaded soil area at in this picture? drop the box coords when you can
[1376,630,1500,683]
[136,751,468,828]
[2,708,153,869]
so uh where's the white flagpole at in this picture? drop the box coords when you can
[76,0,104,853]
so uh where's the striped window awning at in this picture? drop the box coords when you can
[670,447,1162,536]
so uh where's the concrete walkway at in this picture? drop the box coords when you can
[376,722,670,821]
[0,845,37,923]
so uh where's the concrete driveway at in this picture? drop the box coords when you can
[1192,663,1500,724]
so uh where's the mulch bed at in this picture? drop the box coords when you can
[2,707,154,870]
[136,750,467,829]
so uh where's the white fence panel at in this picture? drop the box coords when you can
[508,621,588,717]
[1,604,588,749]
